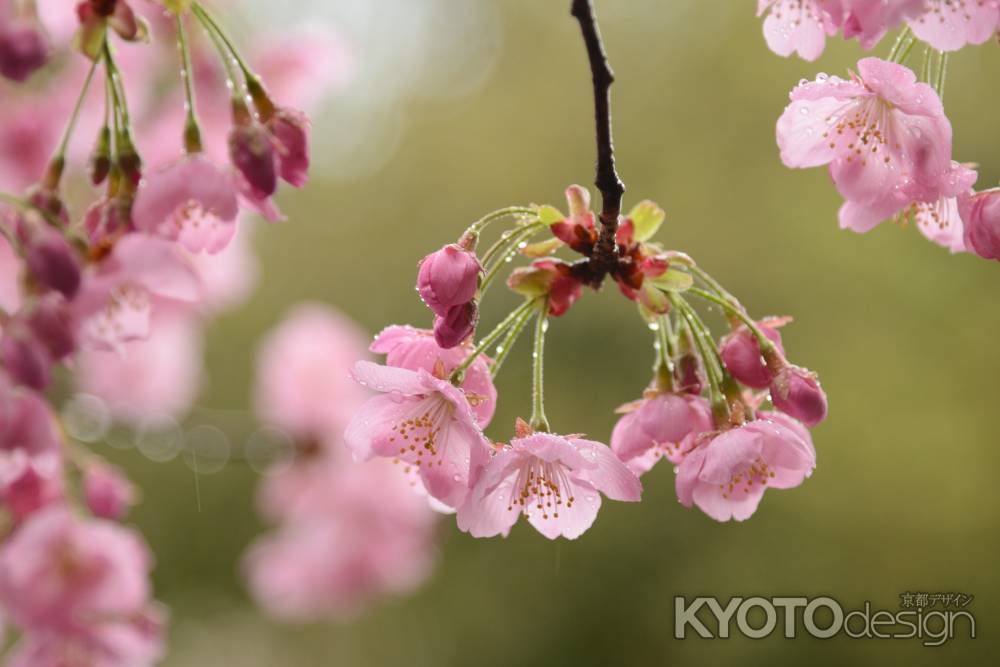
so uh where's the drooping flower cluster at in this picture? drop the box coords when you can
[343,184,827,534]
[244,305,440,620]
[757,0,1000,60]
[0,1,335,662]
[759,3,1000,262]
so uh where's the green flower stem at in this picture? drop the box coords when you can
[0,192,61,228]
[887,26,913,62]
[653,315,675,392]
[935,52,949,102]
[465,206,537,238]
[175,12,203,153]
[191,3,258,86]
[192,7,245,105]
[44,51,102,189]
[479,222,546,295]
[529,304,550,432]
[687,286,777,355]
[449,298,539,384]
[490,300,538,378]
[920,46,933,84]
[671,294,727,420]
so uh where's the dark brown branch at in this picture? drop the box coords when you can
[571,0,625,281]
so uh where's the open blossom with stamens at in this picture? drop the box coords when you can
[611,393,713,475]
[132,155,240,254]
[757,0,844,61]
[344,361,491,509]
[777,58,955,233]
[457,428,642,539]
[675,412,816,522]
[906,0,1000,52]
[371,325,497,428]
[72,234,201,351]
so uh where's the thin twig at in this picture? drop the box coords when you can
[571,0,624,275]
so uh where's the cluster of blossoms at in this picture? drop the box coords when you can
[758,1,1000,260]
[0,0,335,662]
[243,306,439,621]
[344,184,827,537]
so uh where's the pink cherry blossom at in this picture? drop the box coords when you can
[778,58,955,232]
[610,393,713,475]
[907,0,1000,51]
[344,361,491,509]
[75,309,203,425]
[73,234,201,351]
[417,243,482,317]
[0,508,164,667]
[842,0,924,49]
[255,304,371,444]
[457,430,641,539]
[959,187,1000,260]
[132,155,240,254]
[245,457,437,620]
[185,219,259,314]
[371,325,497,428]
[0,233,21,312]
[757,0,844,61]
[676,413,816,521]
[0,380,62,520]
[719,318,787,389]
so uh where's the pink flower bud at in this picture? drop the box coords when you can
[433,302,478,349]
[674,352,704,395]
[770,365,828,427]
[268,109,310,188]
[417,244,481,316]
[229,123,278,199]
[1,331,51,390]
[26,295,76,361]
[959,188,1000,261]
[719,323,784,389]
[83,463,136,519]
[25,229,81,298]
[0,18,51,83]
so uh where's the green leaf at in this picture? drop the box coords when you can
[519,238,563,258]
[535,205,564,226]
[650,268,693,293]
[627,200,665,242]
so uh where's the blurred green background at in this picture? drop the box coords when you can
[102,1,1000,664]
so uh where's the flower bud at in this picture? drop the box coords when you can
[959,188,1000,261]
[0,17,51,82]
[229,123,278,199]
[719,323,784,389]
[89,126,113,186]
[417,244,482,316]
[83,463,136,519]
[434,302,478,349]
[25,229,81,298]
[26,295,76,361]
[0,330,51,390]
[770,365,827,427]
[506,259,581,317]
[674,352,704,395]
[268,108,310,188]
